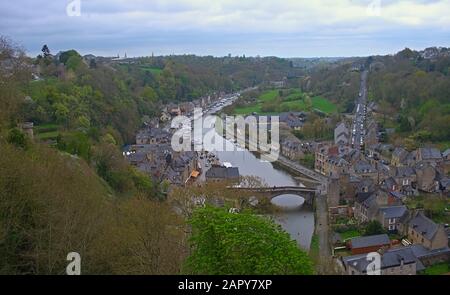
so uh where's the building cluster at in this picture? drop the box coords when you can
[125,124,200,186]
[341,211,450,275]
[159,92,232,122]
[319,122,450,208]
[125,92,242,187]
[321,121,450,275]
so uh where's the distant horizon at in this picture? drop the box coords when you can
[21,44,450,60]
[3,0,450,59]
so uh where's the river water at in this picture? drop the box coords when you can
[185,96,315,250]
[212,133,315,250]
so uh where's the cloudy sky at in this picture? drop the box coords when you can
[1,0,450,57]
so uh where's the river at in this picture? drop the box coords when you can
[210,131,315,250]
[183,94,315,250]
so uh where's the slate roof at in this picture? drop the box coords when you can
[206,167,240,179]
[382,177,397,190]
[410,244,450,259]
[354,160,376,174]
[279,112,305,129]
[392,147,409,162]
[443,149,450,158]
[335,122,349,137]
[343,246,425,273]
[378,206,408,219]
[389,191,405,200]
[351,234,390,249]
[356,192,373,204]
[409,212,439,241]
[395,166,415,177]
[418,148,442,160]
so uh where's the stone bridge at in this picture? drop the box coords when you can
[230,186,318,206]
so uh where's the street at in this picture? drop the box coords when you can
[351,70,369,151]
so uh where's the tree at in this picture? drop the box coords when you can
[59,49,80,65]
[364,220,386,236]
[7,128,28,149]
[41,44,51,58]
[184,206,314,275]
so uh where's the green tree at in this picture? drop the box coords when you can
[66,54,83,71]
[184,206,314,275]
[364,220,386,236]
[7,128,28,149]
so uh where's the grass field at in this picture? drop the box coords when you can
[140,66,163,75]
[338,230,363,241]
[422,263,450,275]
[233,89,336,115]
[35,124,60,140]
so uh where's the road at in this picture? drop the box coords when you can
[315,194,333,274]
[351,70,369,151]
[277,155,328,185]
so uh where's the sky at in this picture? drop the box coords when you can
[1,0,450,58]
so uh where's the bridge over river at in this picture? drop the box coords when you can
[230,186,318,206]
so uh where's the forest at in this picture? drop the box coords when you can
[367,48,450,147]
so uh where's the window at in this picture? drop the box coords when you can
[389,225,395,231]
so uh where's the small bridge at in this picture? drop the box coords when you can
[230,186,318,206]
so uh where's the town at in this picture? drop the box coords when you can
[121,64,450,275]
[2,0,450,280]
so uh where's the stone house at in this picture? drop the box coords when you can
[334,122,350,146]
[354,193,378,223]
[416,148,443,165]
[381,177,398,192]
[315,145,339,176]
[323,156,350,178]
[349,234,391,255]
[407,212,449,250]
[280,137,304,161]
[392,166,417,196]
[342,246,423,275]
[136,128,171,145]
[415,162,439,193]
[391,147,409,167]
[376,206,408,233]
[353,160,378,181]
[205,166,240,182]
[279,112,306,131]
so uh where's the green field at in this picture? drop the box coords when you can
[422,263,450,275]
[140,66,163,75]
[35,124,60,140]
[338,230,363,241]
[233,88,336,115]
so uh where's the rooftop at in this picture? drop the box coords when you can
[206,166,240,180]
[351,234,390,249]
[378,206,408,219]
[409,212,439,241]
